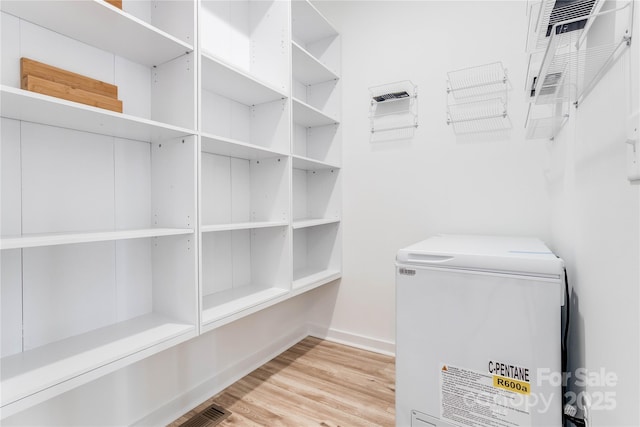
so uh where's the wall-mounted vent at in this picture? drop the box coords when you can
[530,72,566,98]
[546,0,597,36]
[532,72,565,98]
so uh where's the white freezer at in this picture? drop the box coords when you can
[396,235,565,427]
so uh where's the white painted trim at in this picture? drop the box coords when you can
[132,326,309,427]
[132,323,395,426]
[307,323,396,357]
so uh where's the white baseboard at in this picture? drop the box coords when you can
[307,323,396,357]
[133,325,309,427]
[134,323,394,426]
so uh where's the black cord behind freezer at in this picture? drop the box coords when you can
[561,267,586,427]
[562,268,569,391]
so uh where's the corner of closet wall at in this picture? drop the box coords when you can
[0,0,198,418]
[542,1,640,425]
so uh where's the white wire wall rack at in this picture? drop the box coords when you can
[447,61,508,99]
[369,80,418,141]
[524,0,634,140]
[525,101,570,140]
[446,61,511,134]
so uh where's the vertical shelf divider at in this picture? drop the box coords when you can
[291,0,342,292]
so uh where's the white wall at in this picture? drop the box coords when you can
[546,1,640,425]
[314,1,640,425]
[313,0,553,351]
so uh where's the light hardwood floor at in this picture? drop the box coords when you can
[169,336,396,427]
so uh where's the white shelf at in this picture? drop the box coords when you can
[201,53,287,106]
[293,97,339,127]
[0,228,194,250]
[1,313,195,409]
[0,86,195,142]
[445,63,510,135]
[292,155,340,171]
[293,267,341,290]
[369,81,418,139]
[446,96,511,135]
[201,221,288,233]
[201,286,289,325]
[447,62,508,99]
[201,133,287,160]
[291,0,339,46]
[292,41,339,85]
[0,0,193,67]
[293,218,340,229]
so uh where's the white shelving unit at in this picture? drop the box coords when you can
[291,0,341,162]
[201,134,288,161]
[446,63,510,135]
[292,41,339,85]
[292,154,339,171]
[200,0,290,94]
[0,0,194,67]
[1,1,196,131]
[199,146,290,329]
[0,86,194,143]
[292,162,341,290]
[0,228,193,250]
[293,218,341,229]
[293,164,341,223]
[198,0,300,331]
[2,312,194,416]
[200,52,289,155]
[293,221,341,291]
[0,0,342,417]
[293,97,339,127]
[0,1,198,417]
[0,127,198,417]
[201,225,290,328]
[200,153,290,244]
[291,0,342,291]
[201,54,287,106]
[202,221,289,233]
[291,0,340,76]
[524,0,634,140]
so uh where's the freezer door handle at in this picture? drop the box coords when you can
[406,254,454,263]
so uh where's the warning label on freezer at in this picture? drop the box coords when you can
[440,364,532,427]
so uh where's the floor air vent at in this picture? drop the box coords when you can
[179,403,231,427]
